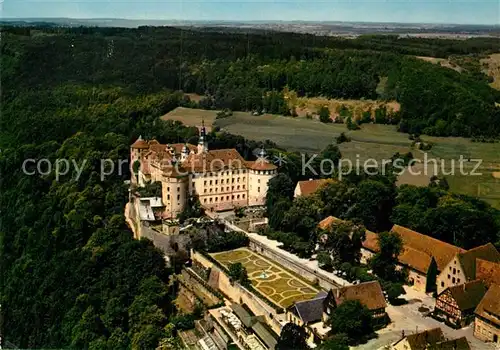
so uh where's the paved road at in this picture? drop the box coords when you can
[354,287,496,350]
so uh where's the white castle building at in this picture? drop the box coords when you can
[130,123,278,220]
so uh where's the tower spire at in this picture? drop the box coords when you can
[197,120,208,154]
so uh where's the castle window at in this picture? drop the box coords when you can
[441,282,444,287]
[177,187,180,192]
[243,177,246,181]
[215,187,218,192]
[232,186,234,190]
[458,279,460,283]
[237,186,240,190]
[232,178,235,183]
[242,194,245,198]
[177,195,180,200]
[232,195,234,199]
[204,199,207,203]
[215,197,218,202]
[167,195,170,200]
[204,181,207,185]
[215,180,218,184]
[452,277,456,283]
[221,179,224,184]
[258,187,260,192]
[453,268,456,274]
[243,185,245,189]
[237,195,240,199]
[210,180,212,185]
[448,274,450,279]
[210,198,213,203]
[237,177,240,182]
[167,187,170,191]
[226,187,229,191]
[226,196,229,200]
[258,179,261,183]
[204,189,207,193]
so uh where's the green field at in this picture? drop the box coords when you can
[165,107,500,208]
[211,248,319,308]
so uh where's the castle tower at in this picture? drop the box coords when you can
[181,144,190,161]
[247,147,278,206]
[130,135,149,184]
[197,120,208,154]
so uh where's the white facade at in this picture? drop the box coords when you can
[130,131,277,220]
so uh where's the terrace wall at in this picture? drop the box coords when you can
[248,238,339,291]
[180,269,223,307]
[191,250,284,334]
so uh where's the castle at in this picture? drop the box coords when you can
[130,123,278,221]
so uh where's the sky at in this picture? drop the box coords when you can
[2,0,499,25]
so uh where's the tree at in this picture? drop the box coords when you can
[370,231,403,282]
[322,221,366,267]
[328,300,373,343]
[346,117,360,130]
[374,107,388,124]
[319,144,342,177]
[266,173,294,211]
[282,195,323,240]
[318,106,332,123]
[177,195,204,223]
[234,206,245,218]
[316,334,349,350]
[360,110,372,124]
[382,281,406,303]
[317,250,333,270]
[157,323,183,350]
[228,263,250,287]
[348,180,396,232]
[276,323,309,350]
[335,132,351,144]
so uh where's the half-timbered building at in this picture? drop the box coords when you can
[434,280,487,328]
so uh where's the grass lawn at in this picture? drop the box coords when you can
[161,107,218,130]
[160,107,500,207]
[211,248,319,308]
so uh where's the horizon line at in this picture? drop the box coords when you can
[3,17,500,27]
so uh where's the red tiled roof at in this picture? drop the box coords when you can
[391,225,465,271]
[333,281,387,311]
[362,226,462,274]
[404,328,444,349]
[131,139,149,149]
[182,149,246,172]
[399,247,434,274]
[297,179,330,197]
[458,243,500,280]
[445,280,487,311]
[475,259,500,287]
[430,337,471,350]
[245,160,277,171]
[475,283,500,321]
[317,216,343,230]
[363,230,379,252]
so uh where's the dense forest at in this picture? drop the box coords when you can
[1,25,500,348]
[2,26,500,137]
